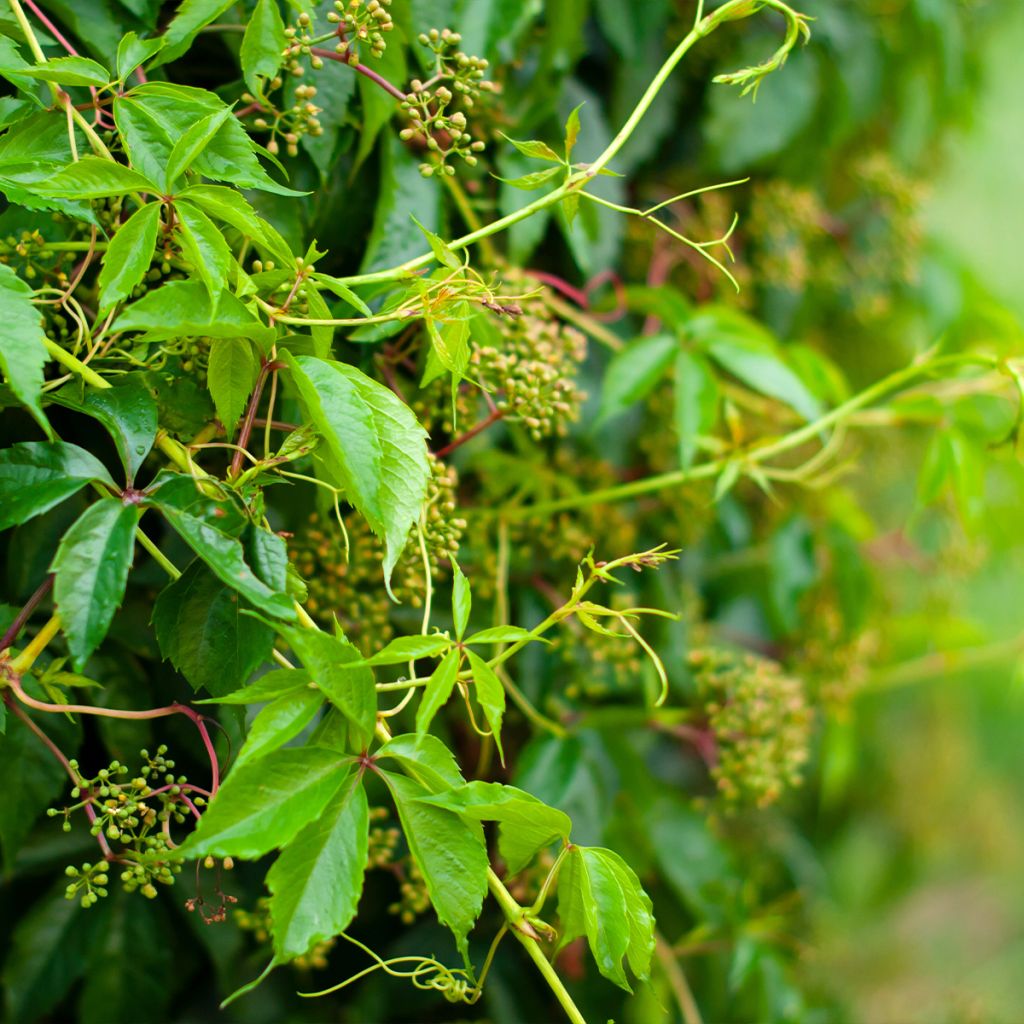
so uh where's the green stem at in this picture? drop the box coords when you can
[487,869,587,1024]
[497,354,996,520]
[136,524,181,580]
[43,339,110,389]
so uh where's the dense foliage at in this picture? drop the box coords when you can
[0,1,1020,1022]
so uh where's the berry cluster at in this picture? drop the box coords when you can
[247,79,324,158]
[48,747,198,906]
[472,297,588,441]
[328,0,395,62]
[290,456,463,649]
[688,647,813,809]
[399,29,494,176]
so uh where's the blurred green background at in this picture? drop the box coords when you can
[807,7,1024,1020]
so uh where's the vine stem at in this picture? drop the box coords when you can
[0,575,53,651]
[373,719,586,1024]
[495,353,999,520]
[309,47,406,100]
[42,338,110,389]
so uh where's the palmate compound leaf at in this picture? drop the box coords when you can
[266,770,368,962]
[380,771,488,967]
[555,845,655,993]
[415,781,572,875]
[51,498,139,672]
[179,746,350,860]
[283,352,431,590]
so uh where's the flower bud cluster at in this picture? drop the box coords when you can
[244,79,323,158]
[48,747,197,905]
[389,858,430,924]
[367,806,401,868]
[688,647,813,809]
[399,29,494,176]
[328,0,394,62]
[472,298,587,441]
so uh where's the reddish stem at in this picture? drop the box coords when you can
[434,407,506,458]
[527,270,588,307]
[4,695,114,858]
[0,575,54,652]
[309,47,407,101]
[229,359,274,479]
[234,101,265,119]
[8,677,221,794]
[252,417,299,432]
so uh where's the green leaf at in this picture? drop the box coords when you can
[493,165,562,191]
[464,625,534,645]
[97,201,161,310]
[556,845,655,992]
[181,746,350,859]
[117,84,306,196]
[197,668,312,705]
[283,353,430,588]
[14,55,109,87]
[674,349,719,470]
[466,650,505,765]
[112,280,276,347]
[2,884,112,1022]
[278,627,376,750]
[116,32,165,81]
[36,156,156,198]
[422,306,471,389]
[690,308,822,421]
[179,184,275,251]
[241,0,287,95]
[411,214,462,270]
[596,333,677,425]
[375,732,465,792]
[164,106,234,188]
[451,555,471,639]
[175,199,234,297]
[267,772,368,962]
[311,272,372,317]
[358,633,452,666]
[380,770,488,965]
[145,470,247,536]
[51,499,138,671]
[500,133,562,163]
[155,0,237,66]
[155,504,295,620]
[564,102,583,160]
[234,687,324,769]
[415,648,461,735]
[0,442,114,532]
[206,338,259,437]
[0,262,52,435]
[152,560,276,696]
[416,781,571,875]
